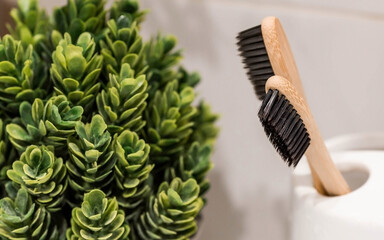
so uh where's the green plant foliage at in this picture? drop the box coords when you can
[182,143,213,196]
[54,0,107,41]
[110,0,147,25]
[8,0,51,52]
[66,189,130,240]
[51,32,103,113]
[145,34,182,96]
[0,35,47,114]
[0,188,61,239]
[66,115,115,198]
[7,145,67,212]
[166,142,213,197]
[178,67,201,90]
[100,16,146,80]
[97,63,148,133]
[113,130,153,219]
[0,0,219,238]
[191,101,220,147]
[134,178,203,239]
[0,120,17,183]
[0,121,6,181]
[144,80,196,163]
[6,0,52,99]
[6,96,83,152]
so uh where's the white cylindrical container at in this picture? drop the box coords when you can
[291,133,384,240]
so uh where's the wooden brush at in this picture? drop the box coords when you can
[237,16,326,194]
[260,76,350,196]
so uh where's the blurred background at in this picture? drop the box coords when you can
[2,0,384,239]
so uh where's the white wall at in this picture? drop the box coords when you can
[137,1,384,240]
[24,0,384,239]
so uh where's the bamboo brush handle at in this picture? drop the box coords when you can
[266,76,350,196]
[262,16,326,194]
[262,16,305,99]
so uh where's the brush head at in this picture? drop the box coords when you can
[258,89,310,167]
[237,25,274,100]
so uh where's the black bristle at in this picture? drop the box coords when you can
[258,89,311,167]
[237,25,274,100]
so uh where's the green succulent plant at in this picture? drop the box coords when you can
[0,188,61,239]
[8,0,51,53]
[134,178,203,240]
[144,80,196,163]
[166,142,213,197]
[191,101,220,147]
[66,189,130,240]
[0,35,47,114]
[66,115,115,198]
[113,130,153,219]
[0,120,17,183]
[0,120,6,180]
[0,0,219,239]
[145,34,182,96]
[97,63,148,133]
[178,67,201,90]
[7,145,67,212]
[6,96,83,152]
[54,0,107,41]
[100,16,146,79]
[110,0,147,25]
[51,32,103,113]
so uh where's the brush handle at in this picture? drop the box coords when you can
[262,17,305,98]
[266,76,350,196]
[262,16,326,194]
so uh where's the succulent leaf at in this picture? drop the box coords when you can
[134,178,203,239]
[178,67,201,90]
[0,120,18,184]
[66,189,130,240]
[0,188,60,239]
[0,35,46,113]
[0,0,218,238]
[6,96,83,153]
[66,115,116,198]
[97,63,148,133]
[0,121,6,181]
[145,34,182,96]
[100,17,146,79]
[53,0,107,41]
[190,101,220,147]
[7,145,67,212]
[51,32,102,113]
[144,80,196,163]
[110,0,147,25]
[8,0,52,55]
[165,142,213,197]
[113,130,153,219]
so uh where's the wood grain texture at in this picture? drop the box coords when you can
[262,16,304,98]
[261,16,326,195]
[266,76,350,196]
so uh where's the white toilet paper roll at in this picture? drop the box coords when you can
[292,133,384,240]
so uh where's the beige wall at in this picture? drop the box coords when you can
[137,1,384,240]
